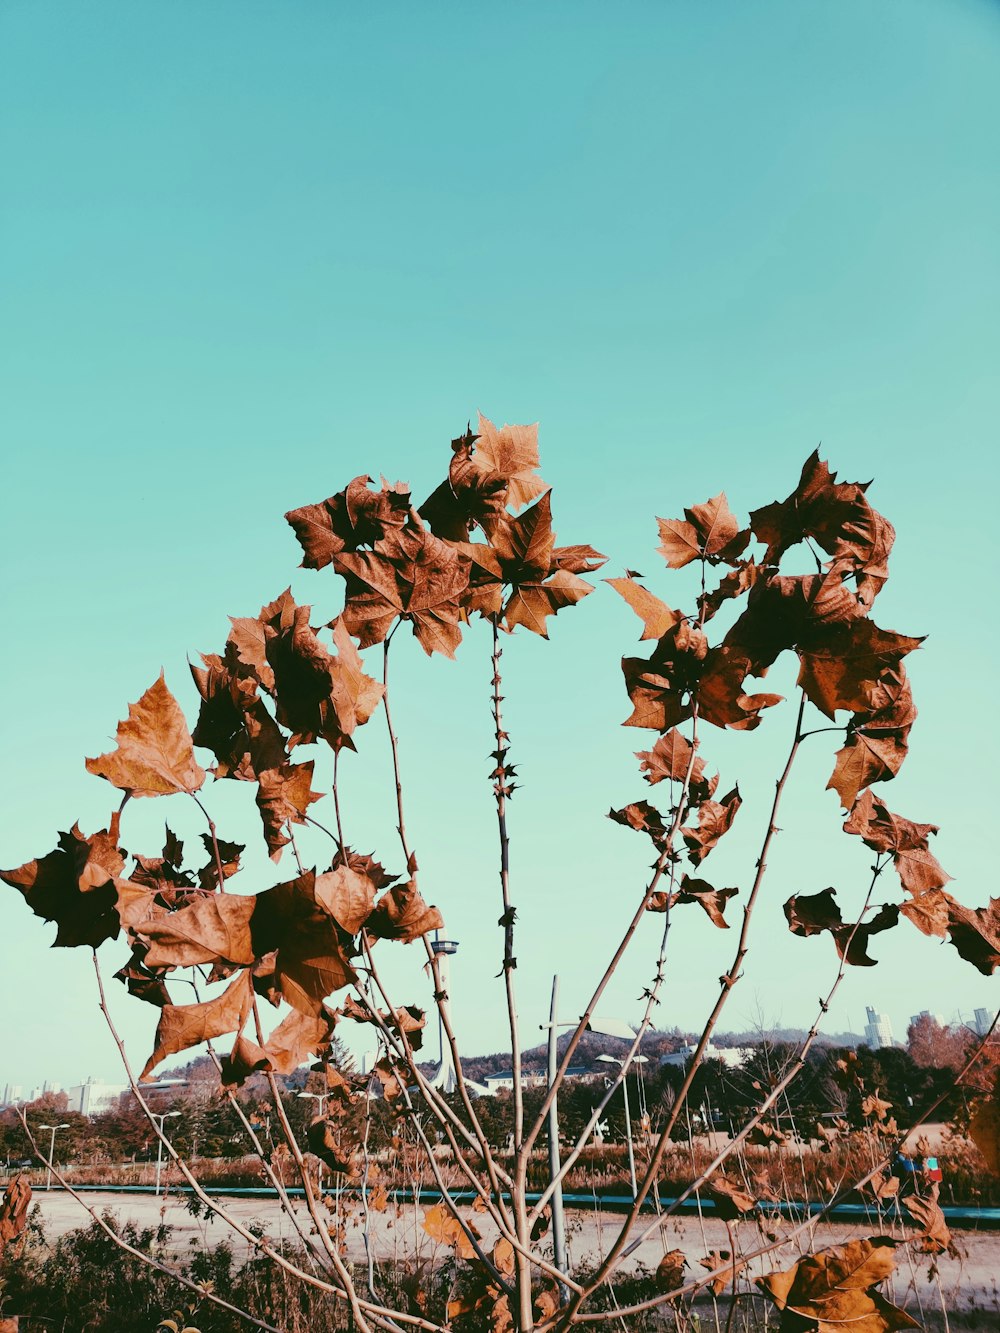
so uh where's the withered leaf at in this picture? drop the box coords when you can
[315,864,379,935]
[681,787,741,865]
[285,475,411,570]
[843,790,951,897]
[190,647,286,780]
[141,969,252,1080]
[364,881,443,943]
[707,1175,756,1220]
[336,523,471,658]
[784,888,899,967]
[699,1249,736,1297]
[655,1249,686,1292]
[756,1236,916,1332]
[669,877,738,928]
[970,1097,1000,1173]
[263,1006,334,1074]
[0,1176,31,1255]
[635,728,715,803]
[330,846,399,891]
[827,728,910,810]
[2,820,124,948]
[940,895,1000,975]
[341,994,427,1050]
[657,493,748,569]
[474,414,546,512]
[132,893,256,970]
[307,1117,357,1175]
[420,426,508,542]
[250,872,357,1014]
[905,1193,952,1255]
[255,762,324,860]
[220,1034,271,1088]
[797,619,922,721]
[114,957,172,1007]
[421,1200,480,1260]
[605,576,678,641]
[86,675,205,797]
[608,800,668,846]
[699,559,766,622]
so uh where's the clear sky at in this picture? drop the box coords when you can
[1,0,998,1091]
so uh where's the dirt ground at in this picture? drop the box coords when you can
[29,1188,1000,1328]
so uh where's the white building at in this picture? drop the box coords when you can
[973,1008,993,1037]
[864,1007,894,1050]
[66,1078,127,1115]
[661,1043,751,1069]
[909,1010,945,1029]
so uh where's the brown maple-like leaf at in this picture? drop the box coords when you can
[364,881,443,943]
[336,522,471,657]
[699,1249,736,1297]
[140,969,252,1080]
[605,576,679,641]
[422,1200,481,1260]
[707,1176,756,1220]
[2,819,124,949]
[905,1192,953,1255]
[784,888,899,967]
[255,762,324,860]
[0,1175,31,1256]
[940,895,1000,975]
[636,728,716,803]
[250,871,357,1014]
[341,994,427,1050]
[220,1033,271,1088]
[681,787,741,865]
[608,800,669,846]
[469,492,604,637]
[307,1117,357,1175]
[622,621,709,731]
[797,619,922,720]
[285,475,411,570]
[899,887,951,939]
[330,845,399,891]
[130,893,256,970]
[86,675,205,797]
[757,1236,916,1332]
[657,493,749,569]
[697,648,784,732]
[190,646,287,781]
[114,957,172,1007]
[262,1006,335,1075]
[263,596,383,749]
[474,414,546,512]
[420,426,509,542]
[314,864,379,935]
[843,790,951,897]
[699,559,766,622]
[654,1249,686,1292]
[669,877,738,928]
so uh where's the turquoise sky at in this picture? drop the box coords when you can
[2,1,998,1091]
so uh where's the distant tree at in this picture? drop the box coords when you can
[907,1014,973,1070]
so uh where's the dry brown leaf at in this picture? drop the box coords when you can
[421,1200,480,1259]
[141,969,252,1080]
[605,576,678,641]
[86,675,205,797]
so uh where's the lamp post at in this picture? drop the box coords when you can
[299,1091,330,1191]
[540,987,644,1298]
[429,934,460,1092]
[37,1123,69,1191]
[596,1054,649,1200]
[152,1110,181,1196]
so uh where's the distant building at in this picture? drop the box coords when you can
[480,1067,591,1096]
[864,1007,894,1050]
[66,1078,127,1115]
[909,1010,945,1029]
[973,1008,993,1037]
[661,1043,751,1069]
[0,1085,23,1107]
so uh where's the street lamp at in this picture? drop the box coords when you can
[299,1091,330,1191]
[596,1054,649,1200]
[151,1110,181,1196]
[37,1123,70,1191]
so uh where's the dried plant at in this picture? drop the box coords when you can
[4,420,998,1331]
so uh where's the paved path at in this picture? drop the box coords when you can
[29,1189,1000,1325]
